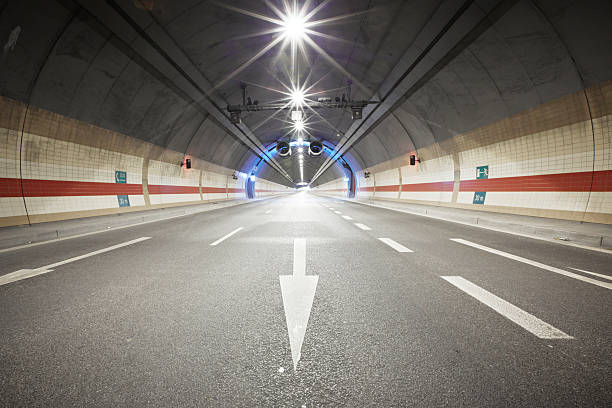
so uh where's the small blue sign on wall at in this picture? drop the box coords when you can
[115,170,127,184]
[117,195,130,207]
[473,192,486,204]
[476,165,489,179]
[115,170,130,207]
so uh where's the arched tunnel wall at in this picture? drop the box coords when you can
[313,0,612,224]
[0,96,290,227]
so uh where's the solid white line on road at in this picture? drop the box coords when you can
[210,227,244,246]
[334,211,342,214]
[0,237,152,286]
[569,267,612,281]
[293,238,306,277]
[342,215,353,220]
[441,276,573,339]
[450,238,612,290]
[378,238,414,253]
[354,223,371,231]
[265,209,272,214]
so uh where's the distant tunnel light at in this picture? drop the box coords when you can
[250,174,256,182]
[298,147,303,153]
[294,120,305,132]
[291,110,303,122]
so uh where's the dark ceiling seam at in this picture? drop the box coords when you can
[530,0,596,223]
[313,0,520,182]
[103,0,289,181]
[18,6,80,226]
[321,0,476,168]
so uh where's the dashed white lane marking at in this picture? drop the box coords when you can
[451,238,612,290]
[354,223,371,231]
[569,267,612,281]
[334,211,342,214]
[265,209,272,214]
[210,227,244,246]
[328,207,334,210]
[341,215,353,220]
[441,276,573,339]
[0,237,152,286]
[378,238,414,253]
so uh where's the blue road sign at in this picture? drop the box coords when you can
[473,192,486,204]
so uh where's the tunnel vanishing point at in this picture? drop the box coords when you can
[1,1,611,406]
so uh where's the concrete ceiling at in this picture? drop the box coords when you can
[1,0,611,187]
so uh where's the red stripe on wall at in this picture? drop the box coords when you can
[227,188,245,193]
[202,187,227,194]
[0,178,143,197]
[402,181,454,192]
[459,170,612,192]
[148,185,199,194]
[0,178,22,197]
[373,185,400,192]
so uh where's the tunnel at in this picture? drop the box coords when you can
[1,0,611,406]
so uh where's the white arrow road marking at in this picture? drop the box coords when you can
[378,238,413,253]
[569,267,612,281]
[279,238,318,371]
[210,227,243,246]
[441,276,572,339]
[450,238,612,290]
[341,215,353,220]
[354,223,371,231]
[0,237,151,286]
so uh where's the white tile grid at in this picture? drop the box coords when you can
[203,171,227,188]
[25,195,122,215]
[202,171,228,200]
[20,132,142,183]
[400,191,453,202]
[587,192,612,214]
[458,118,594,180]
[375,168,399,187]
[150,193,200,205]
[148,160,199,187]
[480,192,590,212]
[0,197,27,217]
[400,155,454,184]
[592,114,611,172]
[356,171,374,198]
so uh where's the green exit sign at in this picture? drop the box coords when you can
[476,165,488,179]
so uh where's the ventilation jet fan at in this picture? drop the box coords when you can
[276,141,291,157]
[309,140,323,156]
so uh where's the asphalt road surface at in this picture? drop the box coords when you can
[1,192,611,407]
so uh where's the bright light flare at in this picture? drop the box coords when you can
[290,88,305,108]
[294,121,305,132]
[282,13,306,41]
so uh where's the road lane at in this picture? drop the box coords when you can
[0,192,610,406]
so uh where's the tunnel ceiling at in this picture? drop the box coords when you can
[1,0,611,187]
